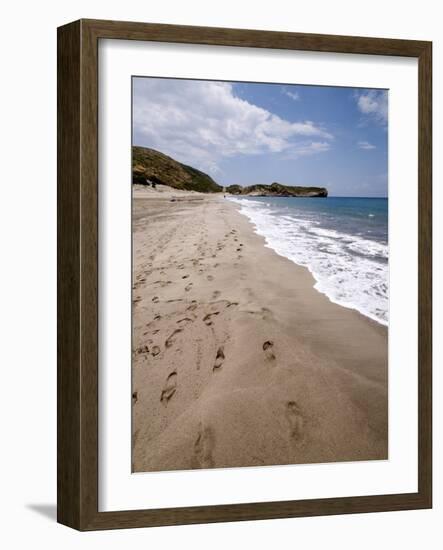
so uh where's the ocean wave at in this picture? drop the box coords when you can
[230,197,388,325]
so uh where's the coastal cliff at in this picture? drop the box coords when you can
[132,146,222,193]
[132,146,327,197]
[226,182,328,197]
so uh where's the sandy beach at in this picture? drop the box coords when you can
[132,188,388,472]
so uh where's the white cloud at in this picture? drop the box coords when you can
[133,79,332,174]
[282,87,300,101]
[355,90,388,125]
[358,140,376,150]
[285,141,331,158]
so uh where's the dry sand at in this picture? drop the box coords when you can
[132,192,388,472]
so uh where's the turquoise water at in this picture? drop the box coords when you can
[231,196,388,325]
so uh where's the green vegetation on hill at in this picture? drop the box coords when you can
[132,147,327,196]
[132,146,222,193]
[226,182,328,197]
[225,184,243,195]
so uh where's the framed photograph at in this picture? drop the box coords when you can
[57,19,432,530]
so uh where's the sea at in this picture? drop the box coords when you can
[230,196,388,326]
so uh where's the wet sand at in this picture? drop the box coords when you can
[132,192,388,472]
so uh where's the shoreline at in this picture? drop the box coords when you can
[230,195,388,327]
[132,194,388,472]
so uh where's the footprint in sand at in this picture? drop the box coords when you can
[187,301,198,311]
[213,347,225,371]
[165,328,183,348]
[203,312,220,326]
[212,290,221,299]
[193,423,215,468]
[177,317,193,325]
[135,345,150,355]
[207,275,214,281]
[160,372,177,405]
[152,296,159,303]
[185,283,193,292]
[182,274,190,279]
[153,280,172,288]
[151,345,161,357]
[285,401,305,442]
[263,341,276,361]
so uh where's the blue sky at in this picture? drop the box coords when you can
[133,77,388,197]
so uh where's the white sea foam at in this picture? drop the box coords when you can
[230,198,388,325]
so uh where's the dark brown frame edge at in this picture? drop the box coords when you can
[57,18,432,531]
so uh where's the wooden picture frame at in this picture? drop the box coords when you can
[57,19,432,530]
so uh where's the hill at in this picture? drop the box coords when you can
[226,182,328,197]
[132,146,222,193]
